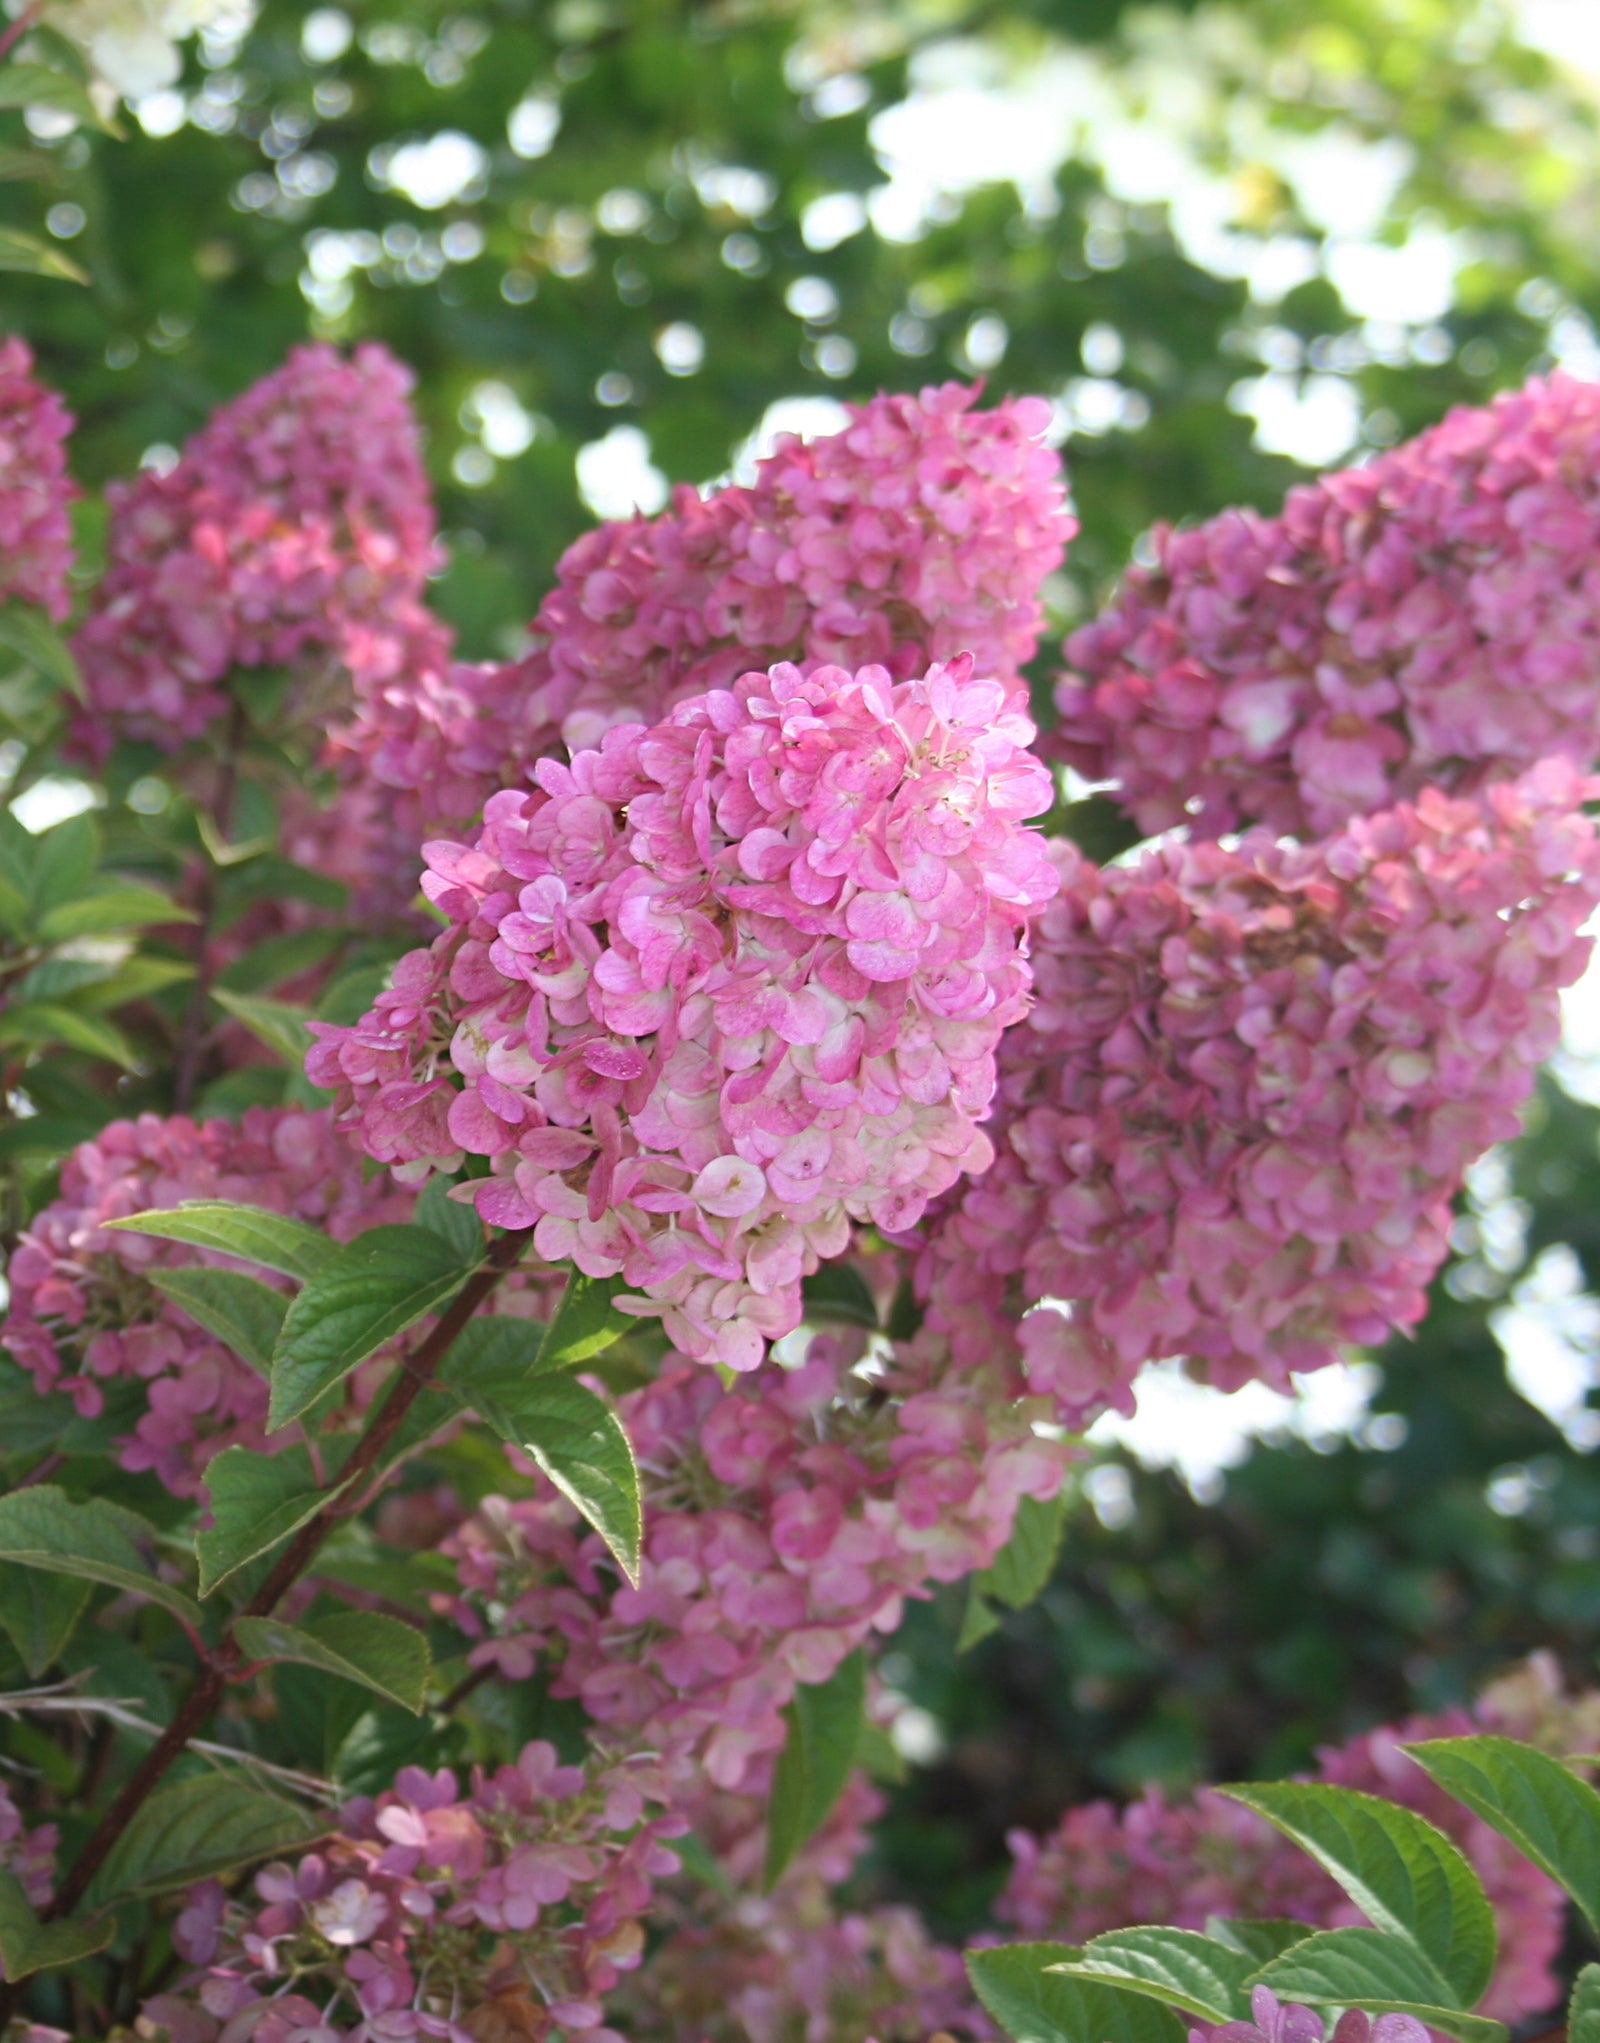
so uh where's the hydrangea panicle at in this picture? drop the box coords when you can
[0,333,75,621]
[916,761,1600,1420]
[310,656,1057,1369]
[1052,372,1600,838]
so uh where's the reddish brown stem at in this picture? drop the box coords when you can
[28,1228,533,1940]
[173,701,247,1113]
[0,3,43,63]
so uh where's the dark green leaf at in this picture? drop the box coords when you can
[0,1562,89,1676]
[0,1485,201,1626]
[467,1371,642,1582]
[104,1199,337,1281]
[36,881,188,942]
[765,1647,866,1888]
[233,1611,431,1713]
[0,1870,111,1980]
[416,1174,484,1264]
[534,1265,630,1370]
[147,1267,288,1375]
[1218,1780,1495,2007]
[196,1444,349,1596]
[1404,1734,1600,1945]
[957,1583,1002,1652]
[0,604,81,697]
[1251,1927,1507,2043]
[801,1262,879,1328]
[87,1775,326,1906]
[1570,1963,1600,2043]
[981,1492,1068,1611]
[0,1001,138,1068]
[1054,1927,1255,2023]
[269,1224,471,1431]
[968,1944,1187,2043]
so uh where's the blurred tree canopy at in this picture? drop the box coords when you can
[11,0,1600,1946]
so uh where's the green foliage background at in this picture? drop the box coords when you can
[11,0,1600,1955]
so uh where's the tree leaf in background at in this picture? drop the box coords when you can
[764,1648,866,1889]
[0,1872,111,1980]
[86,1775,326,1905]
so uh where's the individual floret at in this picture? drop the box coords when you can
[309,656,1057,1370]
[1052,373,1600,838]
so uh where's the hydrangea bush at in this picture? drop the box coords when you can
[4,326,1600,2043]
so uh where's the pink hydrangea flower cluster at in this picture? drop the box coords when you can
[1204,1988,1428,2043]
[0,334,74,621]
[72,342,439,756]
[915,762,1600,1419]
[309,656,1057,1370]
[1052,372,1600,839]
[0,1777,54,1914]
[998,1689,1571,2026]
[501,383,1071,763]
[1,1106,416,1494]
[444,1326,1067,1795]
[140,1742,685,2043]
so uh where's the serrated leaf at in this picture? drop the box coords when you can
[981,1492,1067,1611]
[0,1485,201,1626]
[104,1199,337,1281]
[148,1267,288,1375]
[534,1264,630,1369]
[0,1563,89,1676]
[416,1174,484,1264]
[0,222,87,280]
[0,1001,138,1067]
[1204,1920,1316,1965]
[87,1775,326,1906]
[765,1647,865,1889]
[1570,1963,1600,2043]
[505,1376,642,1583]
[0,1870,111,1979]
[234,1611,430,1713]
[968,1944,1187,2043]
[1250,1927,1506,2043]
[269,1224,471,1431]
[801,1261,879,1328]
[36,881,188,942]
[0,604,81,697]
[196,1444,350,1596]
[1054,1927,1255,2023]
[1218,1780,1495,2007]
[211,985,313,1066]
[1403,1733,1600,1945]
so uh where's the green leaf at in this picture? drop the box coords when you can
[104,1199,338,1281]
[981,1492,1067,1611]
[1053,1927,1255,2023]
[1204,1920,1317,1965]
[0,1563,89,1677]
[957,1583,1002,1652]
[87,1775,326,1906]
[0,1485,201,1626]
[0,222,87,281]
[764,1647,866,1889]
[1218,1780,1496,2007]
[28,809,97,914]
[534,1264,630,1370]
[0,604,82,698]
[269,1224,472,1431]
[1570,1963,1600,2043]
[1403,1733,1600,1945]
[147,1267,288,1375]
[801,1261,879,1328]
[416,1173,484,1264]
[497,1376,643,1583]
[196,1444,349,1596]
[211,985,314,1067]
[1250,1928,1507,2043]
[233,1611,430,1713]
[0,60,112,131]
[967,1944,1187,2043]
[36,881,188,942]
[0,1870,111,1980]
[0,1001,138,1067]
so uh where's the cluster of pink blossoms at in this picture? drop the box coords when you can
[141,1743,685,2043]
[501,382,1071,763]
[0,1106,417,1493]
[1053,372,1600,839]
[445,1326,1067,1795]
[0,1776,54,1921]
[309,656,1057,1369]
[0,335,74,621]
[71,342,440,756]
[914,761,1600,1420]
[1206,1989,1427,2043]
[999,1668,1586,2026]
